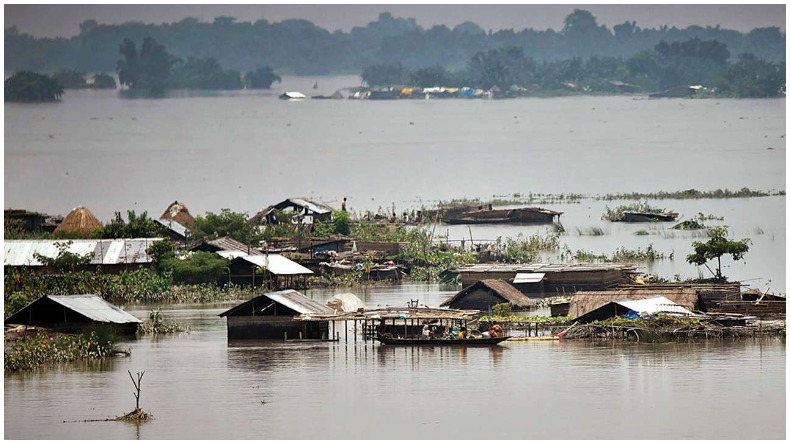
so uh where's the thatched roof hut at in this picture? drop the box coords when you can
[568,287,704,319]
[441,279,537,311]
[53,206,102,236]
[160,201,196,230]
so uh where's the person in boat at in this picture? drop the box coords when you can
[377,319,391,339]
[422,324,431,340]
[489,324,503,338]
[458,326,467,340]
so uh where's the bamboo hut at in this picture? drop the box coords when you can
[159,200,196,230]
[53,206,102,236]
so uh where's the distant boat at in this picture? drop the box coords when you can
[313,82,318,89]
[279,91,306,100]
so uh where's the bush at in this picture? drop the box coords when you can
[161,251,229,285]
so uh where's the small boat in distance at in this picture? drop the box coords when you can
[279,91,306,100]
[375,335,510,346]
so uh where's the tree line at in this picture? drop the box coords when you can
[362,38,785,98]
[5,10,785,76]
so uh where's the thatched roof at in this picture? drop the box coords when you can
[441,279,537,309]
[160,201,196,230]
[569,287,703,319]
[53,206,102,236]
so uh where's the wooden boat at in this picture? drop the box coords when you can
[375,335,510,346]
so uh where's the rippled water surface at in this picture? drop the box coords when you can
[4,285,786,440]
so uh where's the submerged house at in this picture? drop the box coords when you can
[218,290,334,340]
[572,296,698,324]
[5,294,141,336]
[456,263,636,294]
[248,198,335,225]
[568,287,704,320]
[440,279,537,311]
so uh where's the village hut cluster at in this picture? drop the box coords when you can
[4,196,784,343]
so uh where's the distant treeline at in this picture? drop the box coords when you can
[5,10,785,76]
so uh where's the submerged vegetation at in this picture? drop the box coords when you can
[601,201,668,221]
[4,330,123,372]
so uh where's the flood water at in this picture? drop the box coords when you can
[3,75,787,291]
[4,77,786,439]
[4,284,786,440]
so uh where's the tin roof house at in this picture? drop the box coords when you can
[5,294,141,336]
[218,290,335,340]
[4,238,162,273]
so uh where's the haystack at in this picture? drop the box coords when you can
[160,201,196,230]
[54,206,102,236]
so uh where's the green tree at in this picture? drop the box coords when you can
[145,239,177,273]
[51,69,88,88]
[33,241,94,272]
[170,57,243,90]
[161,251,229,285]
[117,37,179,95]
[409,65,453,87]
[243,66,281,89]
[361,63,409,87]
[686,226,750,281]
[91,72,117,89]
[333,211,351,236]
[193,209,261,245]
[94,210,161,239]
[4,71,64,102]
[716,53,785,97]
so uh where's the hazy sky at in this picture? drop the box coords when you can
[5,4,786,38]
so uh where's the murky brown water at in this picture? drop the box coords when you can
[4,285,786,440]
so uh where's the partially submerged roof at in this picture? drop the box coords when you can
[572,296,697,323]
[5,238,163,266]
[229,254,313,275]
[218,290,333,317]
[456,263,637,274]
[440,279,536,309]
[294,306,481,322]
[569,287,703,319]
[5,294,141,325]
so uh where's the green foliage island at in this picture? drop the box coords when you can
[4,71,64,102]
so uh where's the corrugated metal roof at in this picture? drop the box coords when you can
[286,198,334,215]
[47,295,141,323]
[155,218,189,237]
[513,272,546,284]
[4,239,162,266]
[267,290,333,314]
[203,237,262,255]
[218,290,333,317]
[233,254,313,275]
